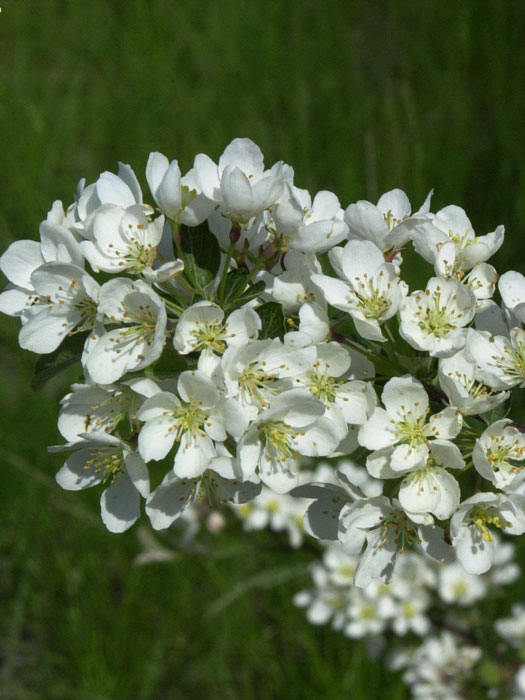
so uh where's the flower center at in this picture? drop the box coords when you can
[469,506,511,542]
[85,446,125,483]
[259,421,299,463]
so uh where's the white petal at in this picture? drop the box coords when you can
[100,474,140,533]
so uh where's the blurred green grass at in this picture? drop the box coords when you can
[1,1,525,698]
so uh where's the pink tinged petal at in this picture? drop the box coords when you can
[138,415,176,462]
[220,166,254,219]
[96,171,137,207]
[100,474,140,533]
[19,306,80,354]
[219,138,264,177]
[55,449,105,490]
[177,370,219,408]
[381,376,428,421]
[173,432,215,478]
[426,407,462,440]
[145,472,199,530]
[0,240,44,288]
[391,442,428,472]
[124,451,150,498]
[341,239,384,281]
[358,408,398,450]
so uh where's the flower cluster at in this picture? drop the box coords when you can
[2,139,524,588]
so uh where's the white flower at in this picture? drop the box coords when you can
[18,263,99,354]
[450,492,525,574]
[312,239,405,341]
[345,188,432,253]
[237,389,338,492]
[80,204,165,274]
[437,562,487,605]
[53,432,149,533]
[193,138,286,224]
[145,151,215,225]
[473,419,525,489]
[86,278,167,383]
[271,184,348,253]
[468,327,525,389]
[137,370,247,478]
[0,209,84,320]
[173,301,260,355]
[438,347,510,415]
[358,375,462,475]
[271,251,324,313]
[221,339,315,417]
[411,204,504,271]
[283,302,330,348]
[399,276,475,357]
[57,377,160,441]
[145,457,261,530]
[338,496,452,587]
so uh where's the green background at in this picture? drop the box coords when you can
[1,1,525,698]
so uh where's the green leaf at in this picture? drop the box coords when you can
[480,398,511,425]
[219,268,249,305]
[31,333,87,390]
[233,280,266,308]
[179,222,221,291]
[257,301,286,340]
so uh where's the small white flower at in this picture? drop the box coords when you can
[468,327,525,389]
[53,432,149,533]
[345,188,432,253]
[193,138,286,225]
[473,419,525,489]
[399,276,475,357]
[495,604,525,648]
[138,370,247,478]
[237,389,338,493]
[312,239,405,341]
[411,204,504,271]
[450,492,525,574]
[271,184,348,253]
[86,278,167,383]
[437,562,487,606]
[146,151,215,225]
[18,263,99,354]
[358,375,462,475]
[80,204,165,274]
[438,347,510,415]
[173,301,260,355]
